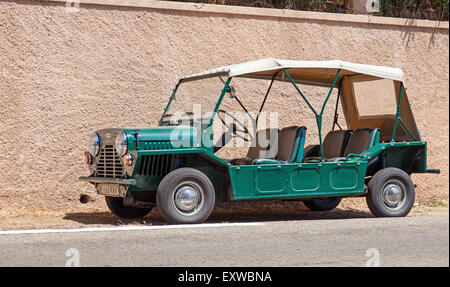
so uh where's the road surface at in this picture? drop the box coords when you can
[0,213,448,267]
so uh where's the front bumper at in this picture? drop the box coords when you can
[78,176,136,185]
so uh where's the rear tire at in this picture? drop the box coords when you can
[366,167,415,217]
[156,168,215,224]
[105,196,152,219]
[303,197,342,211]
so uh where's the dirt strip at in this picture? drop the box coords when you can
[0,198,447,231]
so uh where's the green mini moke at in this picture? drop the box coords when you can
[79,58,439,224]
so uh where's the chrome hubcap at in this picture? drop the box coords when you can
[174,182,202,215]
[382,182,404,208]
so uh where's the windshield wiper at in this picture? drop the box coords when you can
[161,111,194,119]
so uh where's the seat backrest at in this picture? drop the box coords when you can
[277,126,307,162]
[343,128,379,156]
[322,130,352,158]
[246,128,279,159]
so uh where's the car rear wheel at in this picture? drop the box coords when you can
[156,168,215,224]
[366,167,415,217]
[105,196,152,219]
[303,197,342,211]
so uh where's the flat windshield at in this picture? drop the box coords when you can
[161,76,225,125]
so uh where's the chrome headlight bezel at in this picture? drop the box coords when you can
[115,131,128,157]
[89,133,101,156]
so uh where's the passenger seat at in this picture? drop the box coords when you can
[303,130,352,162]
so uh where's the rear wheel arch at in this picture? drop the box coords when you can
[365,145,426,177]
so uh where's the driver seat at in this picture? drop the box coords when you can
[252,126,307,164]
[231,128,279,165]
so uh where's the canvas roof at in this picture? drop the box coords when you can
[182,58,404,83]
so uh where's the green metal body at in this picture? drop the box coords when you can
[84,73,432,203]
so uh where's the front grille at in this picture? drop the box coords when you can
[96,145,123,178]
[138,154,174,177]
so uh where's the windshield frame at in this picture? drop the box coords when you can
[159,77,232,128]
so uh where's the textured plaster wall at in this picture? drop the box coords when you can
[0,0,448,210]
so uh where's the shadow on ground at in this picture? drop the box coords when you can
[63,201,373,226]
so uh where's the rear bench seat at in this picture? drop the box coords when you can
[304,128,379,162]
[303,130,352,162]
[327,128,380,162]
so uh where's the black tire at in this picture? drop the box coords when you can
[105,196,152,219]
[366,167,415,217]
[156,168,215,224]
[303,197,342,211]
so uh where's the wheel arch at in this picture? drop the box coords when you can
[153,152,231,203]
[366,144,427,177]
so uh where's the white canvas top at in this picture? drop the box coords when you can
[182,58,404,82]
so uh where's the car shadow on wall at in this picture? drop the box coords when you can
[63,200,373,226]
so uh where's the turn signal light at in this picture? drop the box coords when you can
[123,154,134,166]
[85,154,93,165]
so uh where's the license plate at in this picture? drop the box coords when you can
[97,184,126,197]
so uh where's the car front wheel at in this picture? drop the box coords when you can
[156,168,215,224]
[105,196,152,219]
[366,167,415,217]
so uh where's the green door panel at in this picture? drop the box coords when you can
[255,167,287,194]
[230,162,367,200]
[329,166,359,189]
[290,167,320,192]
[229,166,255,199]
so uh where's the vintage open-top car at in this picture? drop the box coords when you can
[79,58,439,224]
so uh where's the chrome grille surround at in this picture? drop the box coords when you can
[96,144,124,178]
[93,129,124,178]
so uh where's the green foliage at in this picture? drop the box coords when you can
[379,0,448,20]
[172,0,448,20]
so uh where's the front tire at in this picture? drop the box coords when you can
[105,196,152,219]
[366,167,415,217]
[156,168,215,224]
[303,197,342,211]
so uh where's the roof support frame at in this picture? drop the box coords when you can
[256,71,279,125]
[391,82,416,142]
[282,68,342,161]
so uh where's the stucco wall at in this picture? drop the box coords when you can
[0,0,448,210]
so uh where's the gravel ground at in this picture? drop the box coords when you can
[0,197,447,231]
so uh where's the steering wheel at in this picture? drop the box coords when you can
[217,109,253,142]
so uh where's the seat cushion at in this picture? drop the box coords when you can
[231,157,253,165]
[252,158,286,165]
[231,128,279,165]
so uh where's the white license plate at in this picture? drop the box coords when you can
[97,184,126,197]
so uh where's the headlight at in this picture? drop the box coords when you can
[115,131,128,156]
[89,133,101,156]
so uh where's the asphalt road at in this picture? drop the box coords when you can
[0,213,448,267]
